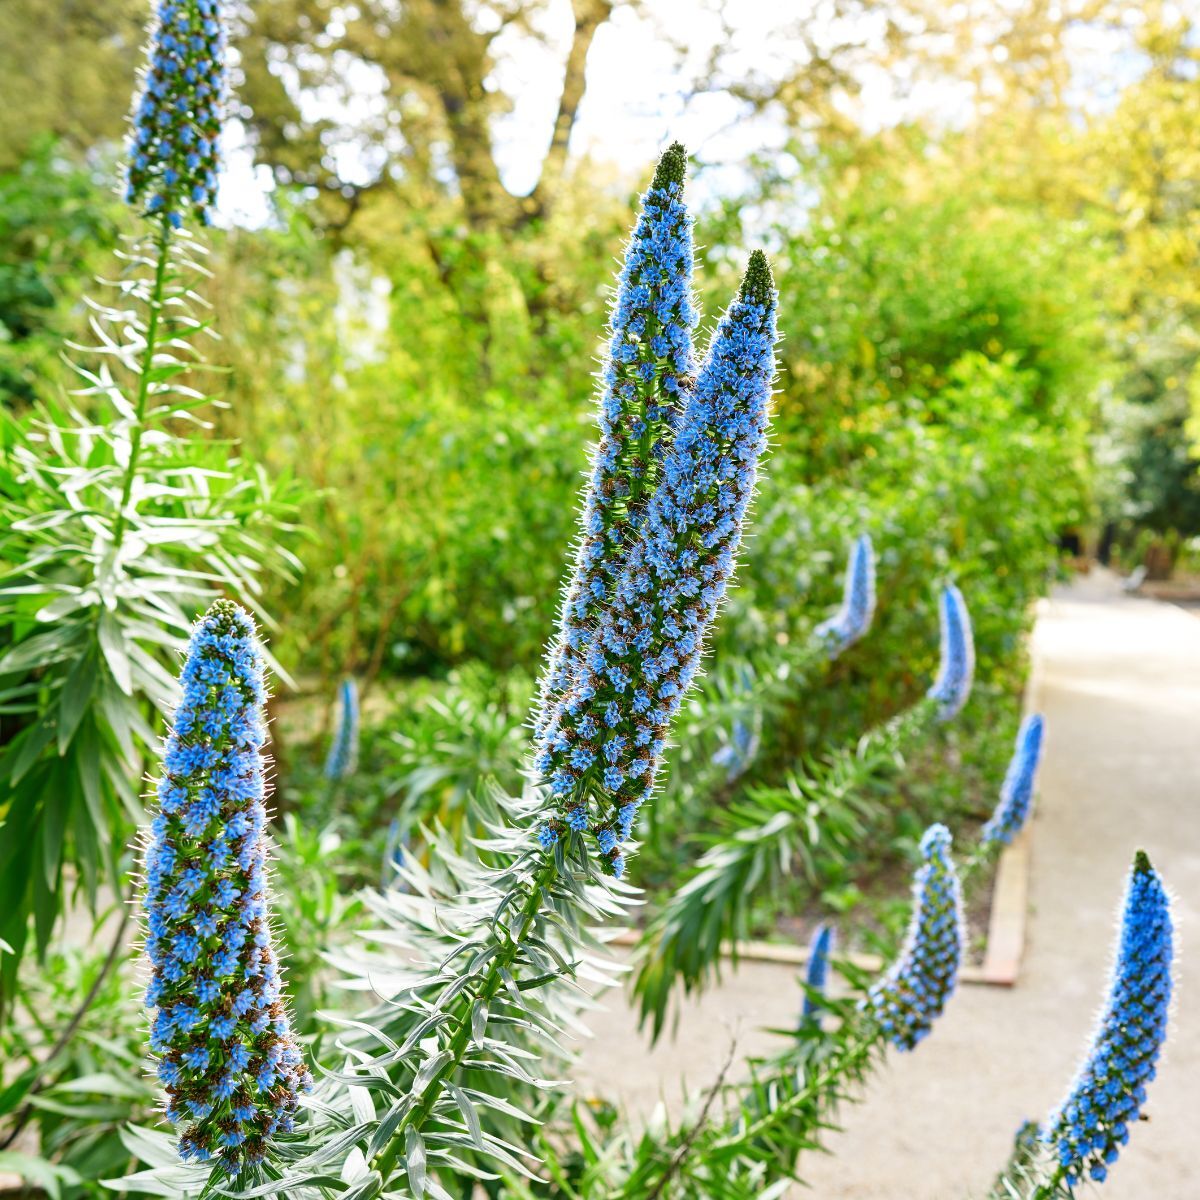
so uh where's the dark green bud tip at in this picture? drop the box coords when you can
[206,597,244,633]
[740,250,774,304]
[1134,849,1153,875]
[652,142,687,190]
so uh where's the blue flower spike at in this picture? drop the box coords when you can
[533,142,697,747]
[537,250,778,876]
[141,600,310,1174]
[866,823,963,1051]
[813,532,876,655]
[981,713,1045,845]
[927,583,974,721]
[801,923,835,1023]
[126,0,225,225]
[1042,851,1173,1188]
[324,677,360,781]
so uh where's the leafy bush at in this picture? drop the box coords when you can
[0,215,304,1007]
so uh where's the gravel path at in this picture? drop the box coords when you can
[576,569,1199,1197]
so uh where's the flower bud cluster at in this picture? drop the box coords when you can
[142,600,310,1173]
[126,0,225,226]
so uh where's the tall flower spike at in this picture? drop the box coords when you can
[801,923,835,1022]
[865,824,963,1051]
[533,143,697,747]
[980,713,1045,845]
[1042,852,1173,1188]
[813,532,876,655]
[126,0,226,226]
[927,583,974,721]
[142,600,310,1174]
[537,253,778,875]
[324,677,360,781]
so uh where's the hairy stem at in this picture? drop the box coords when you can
[373,855,561,1181]
[710,1025,880,1154]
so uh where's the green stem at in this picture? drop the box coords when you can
[110,216,173,554]
[373,854,561,1181]
[1030,1168,1067,1200]
[710,1024,881,1153]
[0,901,133,1152]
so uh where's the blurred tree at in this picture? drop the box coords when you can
[233,0,917,235]
[235,0,616,232]
[0,0,145,169]
[928,5,1200,539]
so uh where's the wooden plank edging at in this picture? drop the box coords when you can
[973,596,1047,987]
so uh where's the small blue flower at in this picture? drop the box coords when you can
[1042,852,1173,1187]
[981,714,1045,845]
[801,923,835,1023]
[141,600,310,1173]
[813,533,876,655]
[927,583,974,721]
[324,677,359,780]
[865,824,963,1050]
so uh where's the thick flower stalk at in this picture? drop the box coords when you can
[927,583,974,720]
[1042,851,1173,1187]
[813,533,876,654]
[537,252,778,874]
[324,677,360,780]
[141,600,310,1173]
[801,924,835,1022]
[865,824,963,1050]
[533,142,697,746]
[126,0,225,226]
[981,713,1045,845]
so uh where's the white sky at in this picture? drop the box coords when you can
[215,0,1163,228]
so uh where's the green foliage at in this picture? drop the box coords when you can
[633,699,939,1041]
[0,140,125,405]
[0,225,304,1008]
[270,814,367,1029]
[0,925,155,1197]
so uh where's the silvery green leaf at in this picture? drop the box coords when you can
[348,1085,376,1126]
[470,1000,488,1046]
[404,1128,426,1197]
[446,1083,483,1150]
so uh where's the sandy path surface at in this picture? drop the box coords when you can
[576,569,1199,1198]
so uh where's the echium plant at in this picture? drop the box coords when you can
[1043,853,1172,1187]
[126,0,224,226]
[0,0,298,1009]
[574,827,967,1199]
[800,923,835,1024]
[324,677,359,781]
[814,532,876,653]
[110,145,779,1198]
[142,601,310,1173]
[536,250,777,875]
[980,713,1044,845]
[990,852,1173,1198]
[928,583,974,720]
[864,823,963,1050]
[532,142,697,747]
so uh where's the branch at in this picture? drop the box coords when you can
[642,1034,739,1200]
[526,0,615,221]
